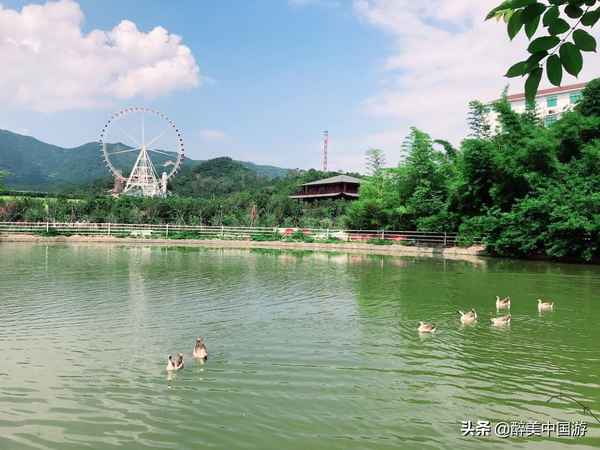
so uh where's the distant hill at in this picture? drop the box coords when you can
[0,129,289,191]
[171,157,274,197]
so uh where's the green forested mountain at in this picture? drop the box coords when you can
[0,129,289,190]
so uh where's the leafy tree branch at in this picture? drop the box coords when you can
[487,0,599,101]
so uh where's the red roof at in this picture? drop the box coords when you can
[507,82,587,102]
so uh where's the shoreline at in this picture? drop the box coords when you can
[0,233,488,259]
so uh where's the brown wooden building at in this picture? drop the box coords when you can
[289,175,362,201]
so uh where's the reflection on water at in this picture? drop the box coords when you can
[0,243,599,449]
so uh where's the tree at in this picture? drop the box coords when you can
[365,148,386,175]
[576,77,600,116]
[523,99,542,125]
[467,100,492,139]
[487,0,600,101]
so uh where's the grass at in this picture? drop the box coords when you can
[282,230,315,243]
[166,231,217,240]
[251,233,282,241]
[366,238,393,246]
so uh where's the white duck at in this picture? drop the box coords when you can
[418,322,436,333]
[458,309,478,324]
[496,296,511,310]
[193,336,208,362]
[537,299,554,312]
[166,355,177,372]
[491,314,511,326]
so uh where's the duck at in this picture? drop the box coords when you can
[537,299,554,312]
[490,314,511,326]
[175,353,185,370]
[418,322,436,333]
[458,309,478,324]
[166,355,177,371]
[496,296,511,310]
[193,336,208,362]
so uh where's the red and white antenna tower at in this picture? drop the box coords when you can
[321,130,329,172]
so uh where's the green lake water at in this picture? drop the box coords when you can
[1,243,599,449]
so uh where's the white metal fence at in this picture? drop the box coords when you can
[0,222,464,247]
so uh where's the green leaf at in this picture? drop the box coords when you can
[573,29,597,51]
[542,6,559,26]
[522,2,546,21]
[565,4,584,18]
[485,0,538,19]
[502,9,515,23]
[525,14,541,38]
[505,60,530,77]
[528,35,560,52]
[486,1,512,20]
[526,50,548,67]
[508,10,525,39]
[546,54,563,86]
[581,8,600,26]
[510,0,537,7]
[560,42,583,76]
[548,18,570,34]
[525,67,543,102]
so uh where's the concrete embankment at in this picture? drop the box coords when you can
[0,233,488,259]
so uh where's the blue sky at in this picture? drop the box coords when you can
[0,0,597,172]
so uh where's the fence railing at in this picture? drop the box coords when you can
[0,222,465,247]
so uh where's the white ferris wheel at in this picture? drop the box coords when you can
[99,107,185,197]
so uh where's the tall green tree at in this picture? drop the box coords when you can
[467,100,492,138]
[365,148,386,175]
[348,128,454,231]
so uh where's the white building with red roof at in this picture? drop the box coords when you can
[488,81,586,129]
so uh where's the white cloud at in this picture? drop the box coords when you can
[0,0,200,112]
[198,129,229,141]
[353,0,600,145]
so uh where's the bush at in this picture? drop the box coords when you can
[321,236,342,243]
[282,230,314,242]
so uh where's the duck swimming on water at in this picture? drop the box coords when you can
[166,355,177,372]
[458,309,478,324]
[193,337,208,362]
[175,353,184,370]
[491,314,511,326]
[537,299,554,312]
[496,296,511,310]
[418,322,436,333]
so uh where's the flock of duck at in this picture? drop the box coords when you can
[417,296,555,333]
[166,336,208,371]
[163,299,557,367]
